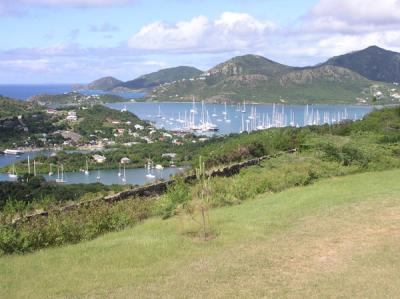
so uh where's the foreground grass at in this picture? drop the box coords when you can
[1,169,400,298]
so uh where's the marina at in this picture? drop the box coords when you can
[107,101,373,135]
[0,166,184,185]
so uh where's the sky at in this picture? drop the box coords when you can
[1,0,400,84]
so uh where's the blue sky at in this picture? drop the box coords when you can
[1,0,400,83]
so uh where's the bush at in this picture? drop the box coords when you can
[158,178,191,219]
[0,198,153,254]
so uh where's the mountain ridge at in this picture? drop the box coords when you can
[149,54,393,104]
[81,46,400,104]
[323,45,400,83]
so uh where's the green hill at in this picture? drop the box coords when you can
[122,66,203,89]
[85,76,123,91]
[0,96,30,118]
[150,54,391,104]
[1,169,400,298]
[324,45,400,83]
[28,92,125,106]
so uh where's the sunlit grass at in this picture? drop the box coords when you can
[1,169,400,298]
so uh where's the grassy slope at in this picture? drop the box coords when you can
[1,169,400,298]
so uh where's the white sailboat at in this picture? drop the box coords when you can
[121,164,126,183]
[96,169,101,181]
[84,159,90,175]
[120,105,127,112]
[156,105,162,118]
[27,155,31,174]
[223,102,231,123]
[8,164,18,179]
[145,160,155,179]
[241,100,246,113]
[211,106,217,117]
[118,163,122,177]
[48,163,54,176]
[56,164,66,183]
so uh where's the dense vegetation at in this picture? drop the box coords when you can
[0,174,126,215]
[122,66,203,89]
[0,96,30,118]
[73,104,146,138]
[0,104,150,150]
[0,111,66,149]
[0,106,399,254]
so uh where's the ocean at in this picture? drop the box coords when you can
[0,84,146,100]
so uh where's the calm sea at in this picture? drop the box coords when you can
[0,84,73,100]
[0,84,146,100]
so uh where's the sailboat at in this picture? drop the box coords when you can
[121,164,126,183]
[96,169,101,181]
[84,159,90,175]
[118,163,122,177]
[241,100,246,113]
[48,163,54,176]
[56,164,66,183]
[223,102,231,123]
[145,160,155,179]
[27,155,31,175]
[212,106,217,117]
[120,105,127,112]
[156,105,162,118]
[8,164,18,179]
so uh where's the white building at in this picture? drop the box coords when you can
[66,111,77,121]
[93,154,106,163]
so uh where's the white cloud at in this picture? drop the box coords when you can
[304,0,400,34]
[128,12,276,53]
[266,0,400,65]
[0,59,50,71]
[0,43,172,83]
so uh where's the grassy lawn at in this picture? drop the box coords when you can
[1,169,400,298]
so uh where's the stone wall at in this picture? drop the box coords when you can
[12,149,296,225]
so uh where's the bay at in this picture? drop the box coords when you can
[0,166,184,186]
[107,102,374,135]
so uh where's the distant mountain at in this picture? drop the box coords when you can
[28,92,125,106]
[122,66,203,89]
[323,46,400,83]
[149,54,390,104]
[85,76,123,91]
[209,54,292,77]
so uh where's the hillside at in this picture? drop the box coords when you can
[0,102,146,149]
[0,96,30,118]
[324,45,400,83]
[1,169,400,298]
[28,92,125,106]
[122,66,203,90]
[150,54,389,104]
[85,76,123,91]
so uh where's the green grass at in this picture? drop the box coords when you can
[1,169,400,298]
